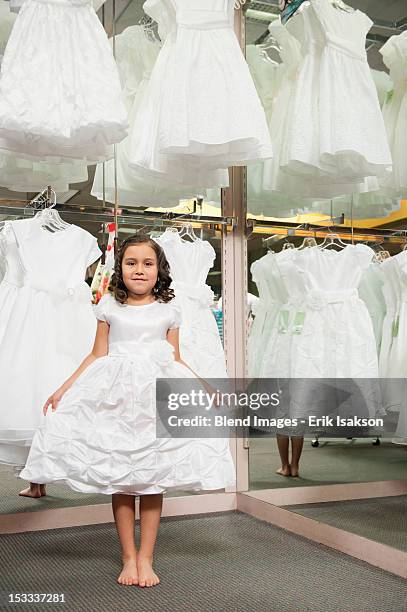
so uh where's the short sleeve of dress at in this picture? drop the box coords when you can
[354,244,375,270]
[168,303,182,330]
[94,293,112,323]
[86,236,102,267]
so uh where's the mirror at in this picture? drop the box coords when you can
[0,0,230,516]
[244,0,407,553]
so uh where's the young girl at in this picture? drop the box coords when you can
[19,234,236,588]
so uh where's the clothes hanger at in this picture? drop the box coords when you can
[298,237,318,250]
[330,0,355,13]
[177,222,198,242]
[33,189,70,233]
[282,242,295,250]
[318,233,348,250]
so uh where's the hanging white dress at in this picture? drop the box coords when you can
[260,245,381,423]
[0,217,101,469]
[261,245,379,378]
[91,25,212,207]
[0,0,128,163]
[380,32,407,195]
[272,0,391,197]
[248,252,289,377]
[153,230,227,378]
[19,294,236,494]
[127,0,272,188]
[0,6,88,191]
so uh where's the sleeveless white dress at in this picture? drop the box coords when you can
[153,230,227,378]
[0,0,128,163]
[127,0,272,188]
[0,218,101,469]
[19,294,236,494]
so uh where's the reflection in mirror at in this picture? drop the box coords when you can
[0,0,229,515]
[244,0,407,498]
[247,227,407,489]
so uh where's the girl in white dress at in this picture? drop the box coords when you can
[20,234,235,588]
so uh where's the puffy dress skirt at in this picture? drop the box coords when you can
[0,0,128,163]
[19,340,236,495]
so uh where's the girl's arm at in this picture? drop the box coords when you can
[43,320,109,414]
[166,328,219,402]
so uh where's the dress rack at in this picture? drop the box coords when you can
[245,219,407,247]
[0,198,234,233]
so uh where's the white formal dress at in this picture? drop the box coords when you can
[19,294,236,494]
[153,230,227,378]
[127,0,272,189]
[0,0,128,163]
[0,217,101,469]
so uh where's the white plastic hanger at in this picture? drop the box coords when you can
[330,0,354,13]
[34,189,70,233]
[178,222,198,242]
[298,237,318,249]
[318,233,348,250]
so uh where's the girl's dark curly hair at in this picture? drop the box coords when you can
[109,234,175,304]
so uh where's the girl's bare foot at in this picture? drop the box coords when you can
[19,483,43,498]
[117,557,139,586]
[290,464,300,477]
[137,555,160,587]
[276,465,291,477]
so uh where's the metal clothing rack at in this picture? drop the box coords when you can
[0,193,235,235]
[245,219,407,247]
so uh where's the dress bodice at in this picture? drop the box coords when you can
[94,293,181,352]
[1,218,101,298]
[153,231,216,304]
[287,0,371,62]
[144,0,233,35]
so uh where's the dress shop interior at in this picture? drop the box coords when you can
[0,0,406,610]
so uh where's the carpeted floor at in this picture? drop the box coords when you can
[0,511,406,612]
[287,495,407,551]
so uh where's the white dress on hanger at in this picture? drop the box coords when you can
[0,0,128,163]
[378,252,407,413]
[261,245,379,378]
[153,230,227,378]
[274,0,391,195]
[0,217,101,469]
[19,294,236,494]
[91,25,213,207]
[260,245,380,423]
[380,32,407,194]
[127,0,272,188]
[248,252,289,377]
[0,8,88,191]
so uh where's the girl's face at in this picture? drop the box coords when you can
[122,243,158,297]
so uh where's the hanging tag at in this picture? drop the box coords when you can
[277,310,289,334]
[292,311,306,334]
[384,89,394,106]
[392,315,400,338]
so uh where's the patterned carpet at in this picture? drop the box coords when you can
[288,495,407,551]
[0,512,406,612]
